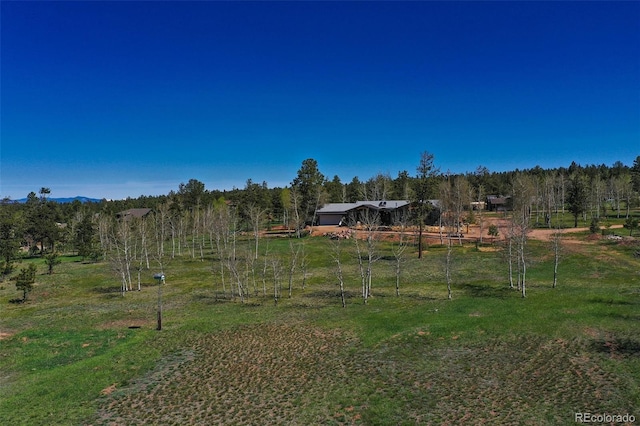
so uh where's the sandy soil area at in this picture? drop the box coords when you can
[310,218,624,243]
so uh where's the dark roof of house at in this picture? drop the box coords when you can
[317,200,411,215]
[116,208,153,219]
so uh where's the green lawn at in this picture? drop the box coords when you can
[1,232,638,425]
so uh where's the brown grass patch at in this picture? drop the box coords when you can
[0,331,14,340]
[96,324,361,425]
[100,383,117,396]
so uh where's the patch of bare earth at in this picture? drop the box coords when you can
[92,323,634,425]
[94,324,362,425]
[0,331,15,340]
[375,335,629,424]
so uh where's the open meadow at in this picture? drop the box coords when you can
[1,221,639,425]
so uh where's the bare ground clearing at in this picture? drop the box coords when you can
[310,220,625,245]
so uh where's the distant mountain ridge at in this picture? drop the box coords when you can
[13,196,103,204]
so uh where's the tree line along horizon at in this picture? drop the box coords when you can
[2,154,639,250]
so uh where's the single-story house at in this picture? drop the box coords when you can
[316,200,413,226]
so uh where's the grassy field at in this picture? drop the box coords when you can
[0,229,639,425]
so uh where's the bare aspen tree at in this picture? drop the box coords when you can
[196,203,206,261]
[476,184,486,243]
[590,176,606,220]
[551,227,563,289]
[364,228,376,301]
[204,204,215,260]
[299,242,308,290]
[245,248,258,296]
[227,209,244,303]
[247,204,266,260]
[97,214,111,261]
[168,200,185,258]
[391,210,410,296]
[623,175,633,218]
[209,199,233,297]
[271,256,282,306]
[136,215,153,289]
[132,217,145,291]
[499,214,517,290]
[152,204,169,279]
[227,242,243,303]
[557,171,566,214]
[365,173,393,200]
[103,216,135,295]
[354,209,380,304]
[330,237,347,308]
[445,233,453,300]
[290,186,303,238]
[452,175,471,245]
[542,175,555,227]
[169,212,178,259]
[533,176,543,225]
[280,188,291,231]
[352,226,367,303]
[261,240,270,297]
[610,176,626,218]
[511,175,534,298]
[190,203,200,259]
[287,240,301,298]
[439,178,455,299]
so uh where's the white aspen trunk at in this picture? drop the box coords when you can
[552,225,561,289]
[520,237,527,298]
[354,231,366,303]
[516,238,522,291]
[191,210,197,259]
[446,237,452,300]
[220,261,227,297]
[272,258,280,306]
[395,257,401,297]
[332,240,346,308]
[170,222,176,259]
[262,246,269,297]
[508,236,514,289]
[366,235,374,299]
[300,244,307,290]
[553,243,559,289]
[121,271,127,296]
[287,242,299,298]
[338,260,346,308]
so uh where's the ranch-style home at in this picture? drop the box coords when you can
[316,200,410,226]
[316,200,413,226]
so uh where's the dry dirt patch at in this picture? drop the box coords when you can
[0,331,14,340]
[96,324,360,425]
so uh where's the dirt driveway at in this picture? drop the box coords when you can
[311,219,625,243]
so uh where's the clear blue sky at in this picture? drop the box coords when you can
[2,1,639,200]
